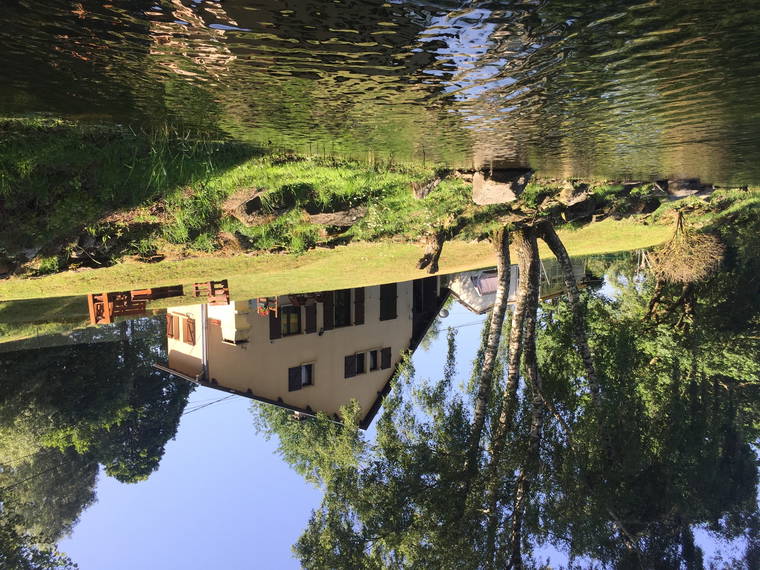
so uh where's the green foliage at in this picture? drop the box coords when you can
[0,317,193,553]
[251,401,365,487]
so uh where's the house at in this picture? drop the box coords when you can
[447,258,587,314]
[154,277,446,428]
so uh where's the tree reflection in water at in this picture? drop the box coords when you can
[257,213,760,568]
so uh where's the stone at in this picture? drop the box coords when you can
[222,188,272,226]
[666,178,713,199]
[411,177,441,199]
[558,182,590,206]
[472,169,533,205]
[309,206,368,226]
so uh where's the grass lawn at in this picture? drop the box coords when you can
[0,218,670,302]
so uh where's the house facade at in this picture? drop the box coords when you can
[155,277,445,428]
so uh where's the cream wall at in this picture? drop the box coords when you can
[205,283,415,419]
[167,304,205,378]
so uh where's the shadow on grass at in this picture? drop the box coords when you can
[0,118,265,256]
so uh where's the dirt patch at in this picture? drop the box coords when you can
[222,188,275,226]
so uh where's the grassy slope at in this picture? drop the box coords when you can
[0,218,669,301]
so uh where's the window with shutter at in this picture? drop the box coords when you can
[281,306,301,336]
[353,287,365,325]
[305,304,317,333]
[379,283,397,321]
[288,364,314,391]
[381,347,392,369]
[269,310,282,340]
[184,317,196,346]
[344,355,357,378]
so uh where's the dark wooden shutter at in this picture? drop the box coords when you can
[353,287,365,325]
[380,283,397,321]
[269,311,282,340]
[166,314,174,339]
[184,318,196,346]
[305,304,317,333]
[288,367,302,391]
[344,355,357,378]
[381,347,392,370]
[323,291,334,331]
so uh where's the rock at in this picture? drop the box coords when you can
[472,169,533,205]
[453,171,474,183]
[309,206,368,226]
[20,247,41,261]
[666,178,713,199]
[558,182,590,206]
[411,177,441,199]
[222,188,270,226]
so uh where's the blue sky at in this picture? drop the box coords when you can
[60,301,487,569]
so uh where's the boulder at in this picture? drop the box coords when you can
[309,206,367,227]
[472,169,533,205]
[666,178,713,199]
[558,182,590,206]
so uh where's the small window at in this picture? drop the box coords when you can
[281,306,301,336]
[369,350,379,371]
[355,353,366,375]
[288,364,313,391]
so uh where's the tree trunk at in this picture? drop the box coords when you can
[507,246,543,570]
[484,228,538,563]
[536,220,600,401]
[466,227,511,473]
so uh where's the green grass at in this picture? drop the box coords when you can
[0,218,671,302]
[0,117,260,256]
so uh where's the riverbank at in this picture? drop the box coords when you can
[2,118,757,304]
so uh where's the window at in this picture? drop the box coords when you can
[288,364,313,391]
[334,289,352,328]
[355,352,366,374]
[380,283,397,321]
[369,350,379,371]
[281,306,301,336]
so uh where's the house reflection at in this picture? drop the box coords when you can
[154,260,588,428]
[155,277,446,428]
[448,258,586,314]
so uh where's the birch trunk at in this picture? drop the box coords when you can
[465,227,511,473]
[484,228,537,563]
[507,239,543,570]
